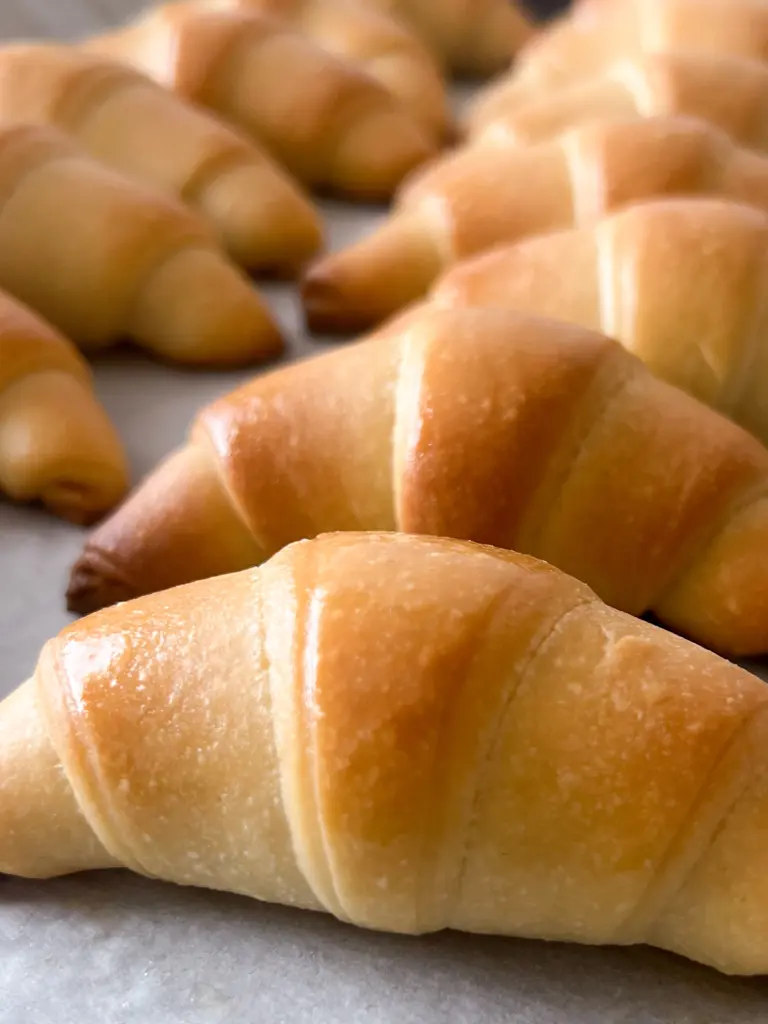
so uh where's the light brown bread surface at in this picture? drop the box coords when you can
[68,306,768,657]
[432,198,768,448]
[0,290,127,522]
[0,121,282,364]
[7,532,768,975]
[302,116,768,332]
[0,42,322,273]
[88,2,436,200]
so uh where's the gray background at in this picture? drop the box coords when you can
[2,2,767,1021]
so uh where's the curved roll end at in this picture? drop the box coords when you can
[66,444,264,616]
[0,371,129,525]
[457,0,536,79]
[66,547,139,618]
[363,50,453,144]
[129,246,284,366]
[0,677,116,879]
[301,211,443,335]
[194,157,324,275]
[327,105,436,201]
[648,703,768,976]
[654,493,768,659]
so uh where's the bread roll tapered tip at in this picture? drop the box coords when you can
[0,679,117,878]
[43,479,125,528]
[0,370,130,523]
[131,247,285,366]
[329,108,436,201]
[199,160,324,275]
[301,269,377,335]
[301,211,444,333]
[66,547,137,616]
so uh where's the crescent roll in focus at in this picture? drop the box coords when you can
[68,305,768,658]
[8,531,768,976]
[432,198,768,448]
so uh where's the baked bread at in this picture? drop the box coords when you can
[67,305,768,658]
[0,122,281,365]
[6,530,768,976]
[467,52,768,150]
[203,0,451,140]
[0,290,127,522]
[87,1,436,200]
[469,0,768,125]
[0,42,322,274]
[302,116,768,332]
[432,198,768,448]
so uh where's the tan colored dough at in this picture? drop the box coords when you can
[302,116,768,332]
[203,0,452,140]
[469,0,768,126]
[431,198,768,448]
[0,289,127,523]
[0,43,322,274]
[0,121,281,365]
[87,1,436,200]
[7,531,768,975]
[467,52,768,149]
[67,305,768,658]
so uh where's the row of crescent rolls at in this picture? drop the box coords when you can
[0,0,508,522]
[299,0,768,441]
[467,0,768,134]
[66,303,768,661]
[0,115,281,524]
[202,0,535,89]
[301,122,768,437]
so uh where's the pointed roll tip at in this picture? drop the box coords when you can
[301,264,391,336]
[0,371,130,525]
[196,159,324,276]
[300,212,443,336]
[0,678,117,879]
[330,105,437,202]
[66,545,140,616]
[41,475,129,528]
[64,443,266,615]
[132,246,285,367]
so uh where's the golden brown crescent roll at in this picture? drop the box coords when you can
[432,198,768,448]
[362,0,535,76]
[469,0,768,125]
[0,290,128,523]
[467,53,768,149]
[0,43,322,274]
[67,305,768,657]
[87,2,436,200]
[302,116,768,333]
[0,122,281,365]
[8,530,768,976]
[203,0,452,141]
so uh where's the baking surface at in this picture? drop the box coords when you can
[2,2,768,1021]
